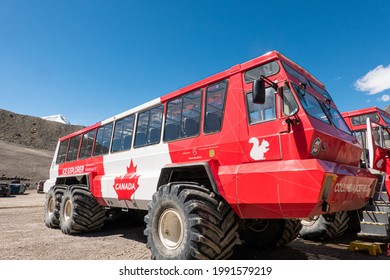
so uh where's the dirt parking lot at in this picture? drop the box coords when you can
[1,190,389,260]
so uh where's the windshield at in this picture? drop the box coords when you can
[324,104,352,134]
[307,80,332,101]
[293,84,352,134]
[351,113,380,126]
[293,84,330,124]
[282,62,332,101]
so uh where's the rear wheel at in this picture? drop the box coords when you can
[44,185,66,228]
[59,185,106,234]
[144,183,239,260]
[239,219,302,248]
[299,211,349,241]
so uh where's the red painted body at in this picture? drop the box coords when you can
[47,51,377,220]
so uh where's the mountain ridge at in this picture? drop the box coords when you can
[0,108,84,183]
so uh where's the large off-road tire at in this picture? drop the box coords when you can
[144,183,240,260]
[299,211,349,241]
[59,185,106,234]
[239,219,302,248]
[44,185,66,228]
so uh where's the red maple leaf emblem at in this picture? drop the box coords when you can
[113,160,140,201]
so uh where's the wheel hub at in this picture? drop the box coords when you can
[158,208,184,250]
[248,219,270,233]
[48,197,54,216]
[64,199,73,221]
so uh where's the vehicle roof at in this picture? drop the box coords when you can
[60,50,326,141]
[341,106,389,118]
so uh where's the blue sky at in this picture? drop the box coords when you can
[1,0,389,125]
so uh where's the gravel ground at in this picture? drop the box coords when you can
[1,190,389,260]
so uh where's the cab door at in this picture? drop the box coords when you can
[235,82,285,218]
[240,85,282,162]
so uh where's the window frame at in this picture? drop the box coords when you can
[203,80,228,134]
[245,86,277,125]
[244,61,280,83]
[93,122,114,157]
[111,114,135,153]
[134,105,164,148]
[56,139,70,164]
[65,135,81,162]
[79,129,96,160]
[164,89,202,142]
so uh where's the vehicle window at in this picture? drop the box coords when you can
[354,130,366,148]
[56,139,69,164]
[134,105,163,147]
[354,130,369,164]
[293,84,330,124]
[380,112,390,126]
[93,123,113,156]
[351,113,379,126]
[372,127,382,147]
[383,128,390,148]
[204,80,227,134]
[246,87,276,124]
[164,89,202,141]
[79,129,96,159]
[244,61,280,83]
[325,105,352,134]
[66,135,81,162]
[112,115,135,153]
[282,85,299,116]
[307,80,332,101]
[282,62,307,85]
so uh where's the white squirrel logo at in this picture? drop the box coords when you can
[249,137,270,160]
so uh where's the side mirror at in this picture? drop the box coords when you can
[252,79,266,104]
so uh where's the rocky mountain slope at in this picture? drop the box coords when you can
[0,109,84,183]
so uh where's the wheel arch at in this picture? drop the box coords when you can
[54,174,90,190]
[157,162,220,194]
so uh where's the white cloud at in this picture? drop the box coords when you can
[355,65,390,94]
[377,94,390,102]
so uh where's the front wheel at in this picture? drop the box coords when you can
[299,211,349,241]
[144,183,239,260]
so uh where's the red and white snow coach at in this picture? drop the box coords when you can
[44,51,377,259]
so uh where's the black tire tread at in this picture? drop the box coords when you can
[276,219,302,247]
[60,185,106,235]
[44,185,67,229]
[144,183,239,260]
[299,211,350,241]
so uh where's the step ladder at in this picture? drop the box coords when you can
[358,173,390,240]
[348,240,383,256]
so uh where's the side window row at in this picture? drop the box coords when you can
[56,80,228,164]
